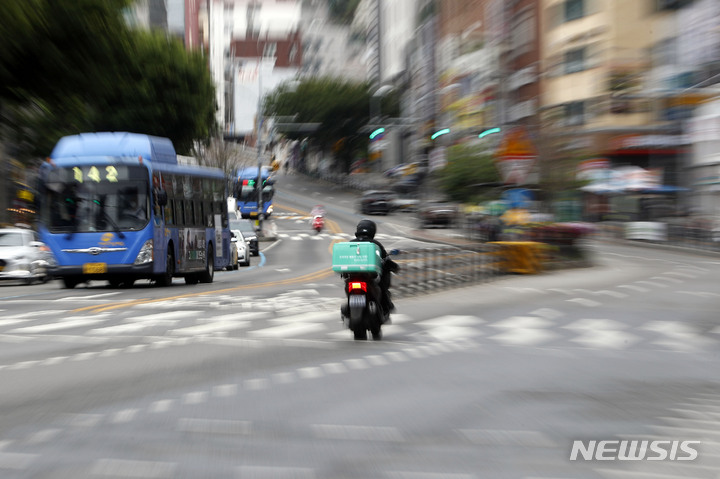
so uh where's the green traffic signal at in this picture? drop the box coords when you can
[478,127,501,139]
[431,129,450,140]
[369,128,385,140]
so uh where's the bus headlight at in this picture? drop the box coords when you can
[134,240,153,265]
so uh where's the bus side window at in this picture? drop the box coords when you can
[183,200,192,226]
[205,201,213,227]
[176,200,184,227]
[196,201,204,227]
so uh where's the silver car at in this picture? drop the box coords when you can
[231,229,251,267]
[0,228,56,284]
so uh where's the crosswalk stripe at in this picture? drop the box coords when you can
[169,321,252,336]
[248,322,327,338]
[9,318,106,334]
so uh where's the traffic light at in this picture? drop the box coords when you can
[369,128,385,140]
[478,127,501,139]
[431,128,450,140]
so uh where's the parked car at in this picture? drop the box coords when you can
[358,190,396,215]
[227,237,239,270]
[391,174,422,195]
[231,229,251,267]
[390,196,420,213]
[230,217,259,256]
[417,202,459,228]
[0,227,55,284]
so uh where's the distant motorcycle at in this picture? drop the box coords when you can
[312,215,324,234]
[332,242,398,340]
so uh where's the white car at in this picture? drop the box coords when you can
[231,230,251,267]
[0,227,56,284]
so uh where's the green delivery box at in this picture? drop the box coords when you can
[332,242,382,274]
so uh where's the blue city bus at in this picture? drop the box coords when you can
[233,166,275,219]
[37,132,231,289]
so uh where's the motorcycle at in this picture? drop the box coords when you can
[333,242,398,341]
[312,215,324,234]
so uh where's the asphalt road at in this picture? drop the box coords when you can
[0,172,719,478]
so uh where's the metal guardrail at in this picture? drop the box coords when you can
[594,221,720,254]
[389,244,502,299]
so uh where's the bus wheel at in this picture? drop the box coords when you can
[62,277,79,289]
[199,246,214,283]
[156,251,174,287]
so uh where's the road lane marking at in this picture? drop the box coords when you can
[8,318,105,334]
[91,458,177,478]
[311,424,404,442]
[168,320,251,336]
[247,322,326,338]
[235,465,315,479]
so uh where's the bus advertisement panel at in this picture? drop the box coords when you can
[37,132,231,288]
[233,166,275,219]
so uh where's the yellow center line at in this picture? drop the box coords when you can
[74,203,346,314]
[75,268,335,314]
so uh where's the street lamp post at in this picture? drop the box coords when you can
[256,57,265,237]
[369,85,394,173]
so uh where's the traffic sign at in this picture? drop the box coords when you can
[495,126,536,184]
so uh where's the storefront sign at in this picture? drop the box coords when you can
[609,134,690,151]
[625,222,667,241]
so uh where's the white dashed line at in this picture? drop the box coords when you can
[177,418,251,435]
[91,458,177,478]
[322,362,348,374]
[344,358,369,370]
[183,391,207,405]
[618,284,649,292]
[8,318,105,334]
[244,378,270,390]
[111,409,139,424]
[312,424,404,442]
[235,465,315,479]
[149,400,174,413]
[212,384,238,397]
[566,298,601,307]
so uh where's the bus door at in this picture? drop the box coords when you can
[152,173,168,275]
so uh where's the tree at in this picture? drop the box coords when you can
[192,137,252,189]
[435,143,502,203]
[264,77,397,172]
[93,30,218,154]
[0,1,217,160]
[327,0,360,24]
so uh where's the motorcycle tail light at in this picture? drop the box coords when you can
[348,281,367,293]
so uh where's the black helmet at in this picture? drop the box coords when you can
[355,219,377,240]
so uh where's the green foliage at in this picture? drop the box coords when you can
[0,0,216,160]
[264,77,372,171]
[92,30,217,154]
[327,0,360,24]
[435,144,502,203]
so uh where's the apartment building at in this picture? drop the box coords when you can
[541,0,689,188]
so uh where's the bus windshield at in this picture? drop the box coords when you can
[40,164,150,233]
[236,180,274,202]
